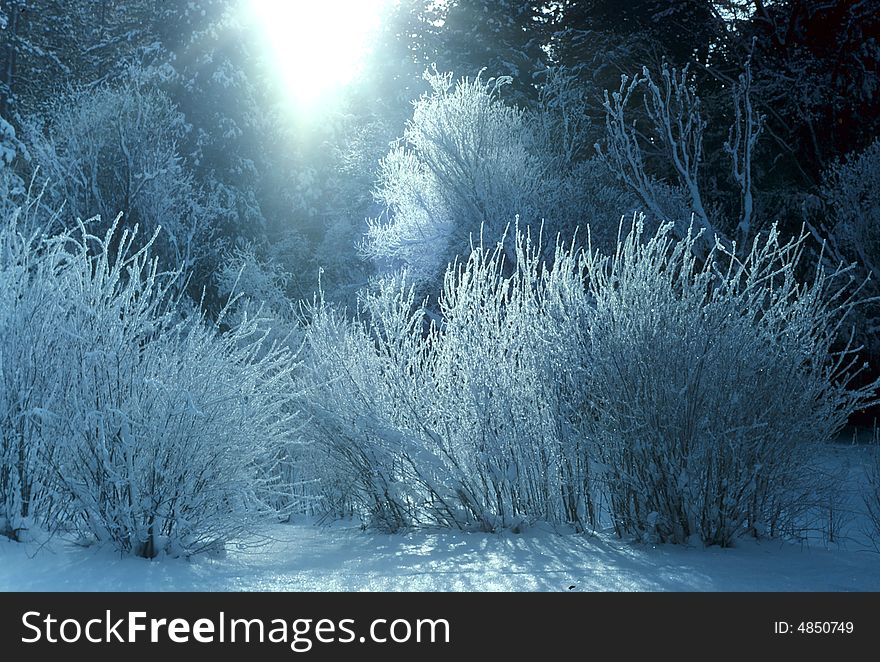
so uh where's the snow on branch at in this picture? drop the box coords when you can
[724,56,764,247]
[598,64,717,247]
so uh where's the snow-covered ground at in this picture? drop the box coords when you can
[1,443,877,592]
[0,520,877,592]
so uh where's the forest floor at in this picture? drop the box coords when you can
[1,444,878,592]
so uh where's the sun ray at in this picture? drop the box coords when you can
[249,0,387,110]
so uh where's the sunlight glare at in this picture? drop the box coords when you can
[250,0,386,108]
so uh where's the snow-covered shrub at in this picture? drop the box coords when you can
[865,441,880,551]
[532,67,597,169]
[215,242,300,343]
[0,213,299,556]
[0,114,26,219]
[426,233,596,530]
[364,69,629,286]
[300,287,425,529]
[822,139,880,254]
[55,222,299,557]
[0,212,65,539]
[23,74,212,273]
[217,244,290,308]
[302,229,597,531]
[816,138,880,356]
[364,70,547,283]
[581,218,874,546]
[0,115,18,168]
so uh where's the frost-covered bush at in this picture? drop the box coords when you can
[299,290,422,528]
[302,230,597,531]
[427,234,596,530]
[817,138,880,355]
[215,242,300,347]
[0,213,299,555]
[581,219,874,546]
[0,212,65,540]
[365,70,547,283]
[0,115,19,169]
[822,139,880,253]
[865,442,880,551]
[24,75,212,273]
[364,69,633,285]
[0,114,26,219]
[307,219,872,546]
[217,244,290,309]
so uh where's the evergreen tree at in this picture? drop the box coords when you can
[746,0,880,185]
[551,0,721,69]
[429,0,552,106]
[0,0,77,118]
[149,1,269,239]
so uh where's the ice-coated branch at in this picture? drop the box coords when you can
[724,56,764,248]
[596,73,668,223]
[598,64,718,249]
[642,64,712,234]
